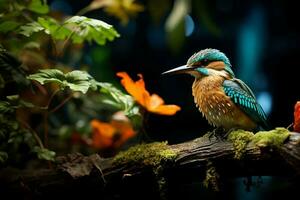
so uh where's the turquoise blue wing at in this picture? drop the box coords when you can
[223,78,269,129]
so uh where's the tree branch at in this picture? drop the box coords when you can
[1,131,300,199]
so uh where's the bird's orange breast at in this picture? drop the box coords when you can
[192,76,256,130]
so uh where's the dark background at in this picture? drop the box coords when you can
[28,0,300,199]
[50,0,300,143]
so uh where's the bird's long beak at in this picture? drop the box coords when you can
[161,65,191,75]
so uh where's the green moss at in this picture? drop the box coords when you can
[228,128,290,159]
[252,127,290,148]
[228,129,254,159]
[203,163,220,191]
[113,142,177,199]
[113,141,177,167]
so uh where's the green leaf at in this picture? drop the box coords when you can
[37,17,57,34]
[28,69,96,94]
[0,101,14,113]
[33,146,56,161]
[0,129,5,141]
[6,95,20,101]
[98,82,140,117]
[27,69,64,85]
[19,16,119,45]
[89,78,100,91]
[19,99,35,108]
[0,98,35,114]
[37,17,64,36]
[19,21,44,37]
[63,16,120,45]
[27,0,49,14]
[0,21,20,33]
[23,41,41,49]
[0,151,8,164]
[0,48,30,87]
[0,114,19,130]
[0,74,4,88]
[11,2,26,11]
[6,95,36,108]
[64,70,90,93]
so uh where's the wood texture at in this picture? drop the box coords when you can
[1,132,300,199]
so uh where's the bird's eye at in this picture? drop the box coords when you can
[202,59,209,66]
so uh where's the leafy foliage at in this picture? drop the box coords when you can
[19,16,120,45]
[0,0,50,35]
[0,98,53,165]
[0,112,19,139]
[64,16,120,44]
[0,21,21,33]
[0,0,178,167]
[28,69,97,94]
[0,74,4,88]
[27,0,49,14]
[0,47,29,89]
[0,0,141,167]
[0,101,13,114]
[100,82,142,128]
[0,96,34,114]
[6,95,35,108]
[19,20,48,37]
[0,151,8,164]
[27,69,141,119]
[98,82,140,118]
[33,146,56,161]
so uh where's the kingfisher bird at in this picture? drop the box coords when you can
[162,48,269,132]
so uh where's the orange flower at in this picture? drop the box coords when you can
[294,101,300,132]
[90,112,136,149]
[116,72,181,115]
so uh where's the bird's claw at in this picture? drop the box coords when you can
[206,127,226,141]
[222,128,238,139]
[205,127,238,141]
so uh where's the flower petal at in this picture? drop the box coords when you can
[90,117,135,149]
[151,104,181,115]
[111,120,136,147]
[91,120,115,149]
[117,72,181,115]
[116,72,150,107]
[148,94,164,109]
[294,101,300,132]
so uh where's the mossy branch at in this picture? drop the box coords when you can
[1,128,300,199]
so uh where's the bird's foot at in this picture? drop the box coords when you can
[222,128,239,139]
[206,127,239,141]
[206,127,226,140]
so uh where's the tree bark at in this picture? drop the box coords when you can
[1,131,300,199]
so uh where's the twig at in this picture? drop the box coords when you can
[19,120,44,149]
[287,123,294,130]
[46,89,60,109]
[57,30,76,57]
[43,112,49,148]
[43,89,60,148]
[43,90,73,147]
[49,93,73,113]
